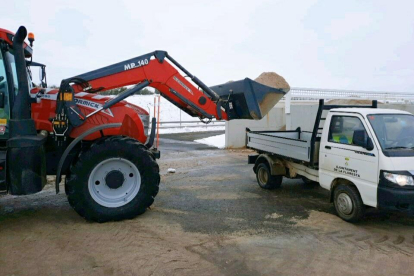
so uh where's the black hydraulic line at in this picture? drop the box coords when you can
[84,80,150,119]
[11,26,31,120]
[74,52,155,82]
[169,88,213,119]
[165,53,220,102]
[145,118,156,148]
[27,61,46,67]
[55,123,122,193]
[102,80,150,109]
[70,50,219,103]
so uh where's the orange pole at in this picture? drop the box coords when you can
[156,95,161,148]
[153,97,156,118]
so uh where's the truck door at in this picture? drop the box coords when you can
[319,113,379,207]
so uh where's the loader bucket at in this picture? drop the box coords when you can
[210,78,288,120]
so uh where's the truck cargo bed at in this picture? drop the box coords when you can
[247,130,315,162]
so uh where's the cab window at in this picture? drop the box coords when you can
[5,51,18,94]
[328,116,368,146]
[0,51,10,96]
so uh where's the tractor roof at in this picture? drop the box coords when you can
[0,27,33,57]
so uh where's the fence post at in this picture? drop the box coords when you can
[285,92,292,130]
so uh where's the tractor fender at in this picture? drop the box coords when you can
[55,123,122,194]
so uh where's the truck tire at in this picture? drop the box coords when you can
[333,184,365,222]
[256,163,282,190]
[65,136,160,222]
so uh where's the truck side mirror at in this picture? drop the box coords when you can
[352,129,374,151]
[352,129,367,148]
[366,137,374,151]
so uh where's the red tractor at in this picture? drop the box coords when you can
[0,26,287,222]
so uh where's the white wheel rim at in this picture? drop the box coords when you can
[88,158,141,208]
[258,167,269,185]
[337,193,353,215]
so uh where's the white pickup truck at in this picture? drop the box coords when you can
[247,100,414,222]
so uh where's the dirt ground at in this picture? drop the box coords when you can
[1,131,414,276]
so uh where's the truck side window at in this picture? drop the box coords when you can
[328,116,367,146]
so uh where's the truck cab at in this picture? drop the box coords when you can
[319,108,414,218]
[248,100,414,222]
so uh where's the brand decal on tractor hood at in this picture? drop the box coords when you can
[75,98,114,117]
[32,90,114,117]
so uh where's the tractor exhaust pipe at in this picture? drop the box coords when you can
[12,26,31,120]
[7,26,47,195]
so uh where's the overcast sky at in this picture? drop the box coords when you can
[3,0,414,92]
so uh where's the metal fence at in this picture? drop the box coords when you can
[156,120,225,129]
[286,87,414,103]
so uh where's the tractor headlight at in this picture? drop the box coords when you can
[384,172,414,186]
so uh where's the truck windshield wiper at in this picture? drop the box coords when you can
[385,146,413,150]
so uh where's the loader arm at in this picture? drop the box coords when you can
[55,50,287,133]
[66,51,227,121]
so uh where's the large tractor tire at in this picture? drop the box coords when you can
[65,136,160,222]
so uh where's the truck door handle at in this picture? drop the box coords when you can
[325,146,331,150]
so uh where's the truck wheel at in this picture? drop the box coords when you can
[65,136,160,222]
[256,163,282,190]
[333,184,365,222]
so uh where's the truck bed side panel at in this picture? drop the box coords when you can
[247,132,311,162]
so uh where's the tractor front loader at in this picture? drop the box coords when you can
[0,26,288,222]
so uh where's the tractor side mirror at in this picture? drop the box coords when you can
[40,66,47,88]
[0,91,5,108]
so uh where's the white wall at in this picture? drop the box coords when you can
[225,103,285,148]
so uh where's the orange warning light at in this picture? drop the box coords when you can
[28,32,35,47]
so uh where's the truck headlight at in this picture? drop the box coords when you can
[384,172,414,186]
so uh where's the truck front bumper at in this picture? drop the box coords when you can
[378,177,414,214]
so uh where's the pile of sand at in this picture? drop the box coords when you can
[326,99,377,105]
[254,72,290,92]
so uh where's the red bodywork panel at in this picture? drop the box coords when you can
[31,88,149,143]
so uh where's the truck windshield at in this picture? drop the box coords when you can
[368,114,414,154]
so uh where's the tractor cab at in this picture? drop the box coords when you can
[0,28,47,139]
[0,27,47,194]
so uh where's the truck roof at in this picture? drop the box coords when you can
[330,107,412,116]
